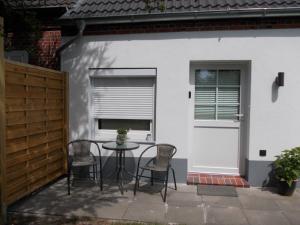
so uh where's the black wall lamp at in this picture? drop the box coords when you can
[275,72,285,87]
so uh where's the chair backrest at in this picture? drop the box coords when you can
[68,140,92,162]
[155,144,177,168]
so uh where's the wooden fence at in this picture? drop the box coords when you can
[0,41,68,222]
[0,17,5,224]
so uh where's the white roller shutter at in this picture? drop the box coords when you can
[91,77,154,120]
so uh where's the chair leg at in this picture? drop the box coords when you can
[95,164,98,182]
[99,169,103,191]
[67,168,71,195]
[92,165,96,181]
[150,170,153,186]
[99,157,103,191]
[137,176,140,188]
[163,169,169,202]
[151,171,154,186]
[134,170,139,196]
[137,168,146,188]
[171,167,177,190]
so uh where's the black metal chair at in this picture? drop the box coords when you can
[134,144,177,202]
[67,140,103,194]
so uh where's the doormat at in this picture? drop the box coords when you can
[197,184,238,197]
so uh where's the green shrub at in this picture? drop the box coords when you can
[274,147,300,186]
[117,128,128,135]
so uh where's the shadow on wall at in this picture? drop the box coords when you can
[62,38,115,140]
[262,162,278,187]
[271,80,279,102]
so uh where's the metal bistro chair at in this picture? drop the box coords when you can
[67,140,103,194]
[134,144,177,202]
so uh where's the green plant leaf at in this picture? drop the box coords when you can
[274,147,300,185]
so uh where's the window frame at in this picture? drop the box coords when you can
[89,68,157,142]
[94,119,154,142]
[194,69,241,121]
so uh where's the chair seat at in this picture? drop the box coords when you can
[72,158,96,167]
[141,164,168,172]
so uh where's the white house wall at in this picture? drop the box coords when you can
[61,28,300,185]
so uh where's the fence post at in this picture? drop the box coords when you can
[0,16,7,224]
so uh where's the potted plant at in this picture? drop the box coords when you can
[116,128,128,145]
[274,147,300,196]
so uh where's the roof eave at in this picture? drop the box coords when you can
[59,7,300,25]
[9,4,70,9]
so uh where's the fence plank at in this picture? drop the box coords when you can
[0,17,7,224]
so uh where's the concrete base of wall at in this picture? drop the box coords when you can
[245,159,300,188]
[104,156,188,183]
[73,157,300,188]
[73,155,188,184]
[245,159,276,187]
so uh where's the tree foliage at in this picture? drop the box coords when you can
[0,0,42,53]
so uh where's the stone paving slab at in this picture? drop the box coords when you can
[166,205,204,225]
[202,196,242,208]
[8,178,300,225]
[239,195,280,210]
[275,198,300,212]
[123,202,168,224]
[204,206,248,225]
[282,211,300,225]
[244,210,290,225]
[167,192,202,207]
[237,187,300,200]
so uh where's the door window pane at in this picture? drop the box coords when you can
[218,106,239,120]
[195,70,217,86]
[195,105,216,120]
[218,87,240,104]
[194,69,241,120]
[195,87,216,104]
[218,70,240,85]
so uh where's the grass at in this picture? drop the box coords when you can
[8,214,163,225]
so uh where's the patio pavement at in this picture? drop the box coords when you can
[8,177,300,225]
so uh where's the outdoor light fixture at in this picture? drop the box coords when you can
[276,72,285,86]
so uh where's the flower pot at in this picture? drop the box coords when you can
[278,180,298,196]
[116,134,126,145]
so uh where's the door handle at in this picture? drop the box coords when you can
[234,114,244,117]
[234,114,244,121]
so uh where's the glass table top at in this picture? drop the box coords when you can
[102,142,140,151]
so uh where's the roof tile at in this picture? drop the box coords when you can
[8,0,77,8]
[61,0,300,19]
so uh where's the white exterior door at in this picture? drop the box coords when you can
[190,64,247,175]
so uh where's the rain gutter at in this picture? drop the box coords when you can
[60,7,300,25]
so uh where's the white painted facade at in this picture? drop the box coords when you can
[61,28,300,177]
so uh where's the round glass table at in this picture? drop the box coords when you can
[102,141,140,194]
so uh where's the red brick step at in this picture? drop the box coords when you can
[187,172,250,188]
